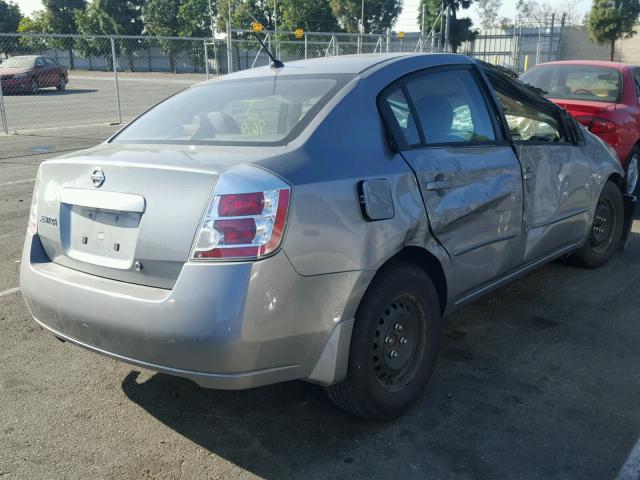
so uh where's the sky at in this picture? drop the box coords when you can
[13,0,592,32]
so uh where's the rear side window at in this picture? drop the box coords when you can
[382,88,421,146]
[405,69,497,144]
[113,74,353,146]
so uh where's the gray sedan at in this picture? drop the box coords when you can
[20,54,635,419]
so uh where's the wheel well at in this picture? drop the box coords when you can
[387,246,447,313]
[608,172,624,190]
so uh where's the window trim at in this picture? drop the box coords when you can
[377,64,509,151]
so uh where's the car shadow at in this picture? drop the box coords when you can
[121,371,382,478]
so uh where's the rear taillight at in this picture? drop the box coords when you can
[575,115,617,134]
[191,166,290,261]
[27,167,41,235]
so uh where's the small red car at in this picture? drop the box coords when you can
[520,60,639,194]
[0,55,68,95]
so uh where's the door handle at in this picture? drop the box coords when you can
[425,180,452,191]
[523,171,536,181]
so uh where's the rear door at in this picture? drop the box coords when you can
[379,65,525,298]
[487,72,591,261]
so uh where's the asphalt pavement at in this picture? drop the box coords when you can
[1,125,640,479]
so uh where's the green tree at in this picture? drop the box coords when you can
[588,0,640,60]
[0,0,22,56]
[42,0,86,69]
[279,0,338,31]
[178,0,215,37]
[16,11,50,52]
[143,0,182,72]
[74,0,143,71]
[330,0,401,33]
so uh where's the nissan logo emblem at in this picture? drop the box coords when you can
[90,168,105,188]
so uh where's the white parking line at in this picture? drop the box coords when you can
[617,436,640,480]
[0,287,20,298]
[0,178,35,187]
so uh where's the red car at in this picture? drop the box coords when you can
[0,55,68,94]
[520,60,639,194]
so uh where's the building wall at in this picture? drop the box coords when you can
[559,25,640,64]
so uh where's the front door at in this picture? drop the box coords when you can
[379,65,525,299]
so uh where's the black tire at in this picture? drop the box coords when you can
[56,75,66,92]
[571,180,624,268]
[326,261,442,420]
[30,77,39,94]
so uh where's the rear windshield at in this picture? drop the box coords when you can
[520,65,621,103]
[112,74,354,146]
[1,57,36,68]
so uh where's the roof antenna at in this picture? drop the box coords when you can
[252,31,284,69]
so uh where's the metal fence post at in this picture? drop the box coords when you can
[226,22,233,74]
[110,37,122,124]
[204,40,210,79]
[304,33,308,59]
[0,82,8,134]
[386,29,390,53]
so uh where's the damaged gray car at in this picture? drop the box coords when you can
[20,53,635,419]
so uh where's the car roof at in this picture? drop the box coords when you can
[532,60,637,71]
[217,53,474,80]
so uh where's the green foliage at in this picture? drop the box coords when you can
[279,0,338,31]
[588,0,640,60]
[0,0,22,55]
[329,0,401,33]
[42,0,86,35]
[178,0,215,37]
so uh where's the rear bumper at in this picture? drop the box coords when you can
[20,233,369,389]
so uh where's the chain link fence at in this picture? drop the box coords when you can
[0,24,562,134]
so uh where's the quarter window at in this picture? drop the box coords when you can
[382,87,421,146]
[405,69,497,144]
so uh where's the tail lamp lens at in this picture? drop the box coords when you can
[576,115,616,134]
[193,188,290,260]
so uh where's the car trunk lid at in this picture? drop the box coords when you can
[35,143,284,289]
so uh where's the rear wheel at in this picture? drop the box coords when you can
[626,149,639,195]
[56,75,66,92]
[30,77,39,94]
[326,261,442,419]
[571,180,624,268]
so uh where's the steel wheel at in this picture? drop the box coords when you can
[626,152,639,195]
[326,261,442,419]
[372,296,426,393]
[589,197,616,254]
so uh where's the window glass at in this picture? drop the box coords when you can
[43,58,56,66]
[35,58,45,67]
[520,65,621,103]
[405,69,496,144]
[113,74,353,146]
[382,87,421,145]
[494,89,566,142]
